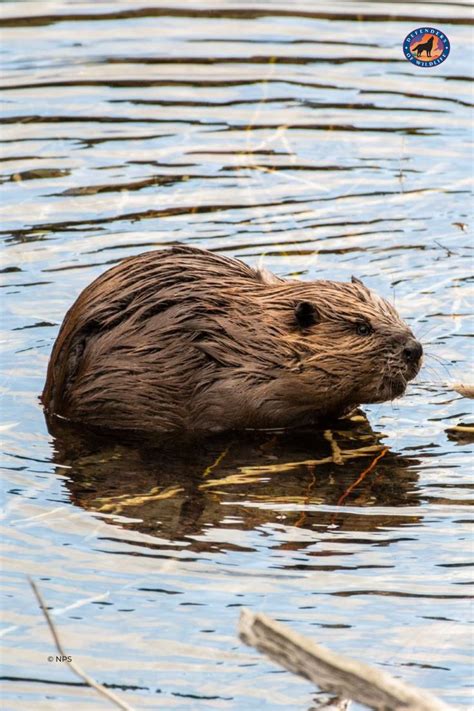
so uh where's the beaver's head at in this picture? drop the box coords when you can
[286,276,422,410]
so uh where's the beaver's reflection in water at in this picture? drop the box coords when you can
[47,413,423,554]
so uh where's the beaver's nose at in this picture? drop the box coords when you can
[403,338,423,363]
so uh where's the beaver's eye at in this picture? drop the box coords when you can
[356,322,372,336]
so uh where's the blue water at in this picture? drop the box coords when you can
[1,2,473,709]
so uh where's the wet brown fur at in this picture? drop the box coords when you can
[42,246,421,436]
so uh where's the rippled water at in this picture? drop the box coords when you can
[1,2,473,709]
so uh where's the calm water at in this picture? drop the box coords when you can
[1,1,473,709]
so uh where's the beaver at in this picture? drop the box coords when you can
[42,245,422,436]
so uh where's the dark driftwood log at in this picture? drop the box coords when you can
[239,609,451,711]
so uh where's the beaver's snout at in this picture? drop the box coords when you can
[403,338,423,366]
[402,338,423,380]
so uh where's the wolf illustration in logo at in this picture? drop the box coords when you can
[412,36,434,57]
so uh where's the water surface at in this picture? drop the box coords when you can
[1,1,473,709]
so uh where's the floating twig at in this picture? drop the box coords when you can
[28,577,134,711]
[451,383,474,399]
[324,430,344,465]
[294,469,317,528]
[92,485,184,513]
[336,447,388,507]
[202,445,231,477]
[446,425,474,434]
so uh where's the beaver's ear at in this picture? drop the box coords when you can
[295,301,319,329]
[351,275,371,301]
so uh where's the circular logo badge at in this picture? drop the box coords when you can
[403,27,450,67]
